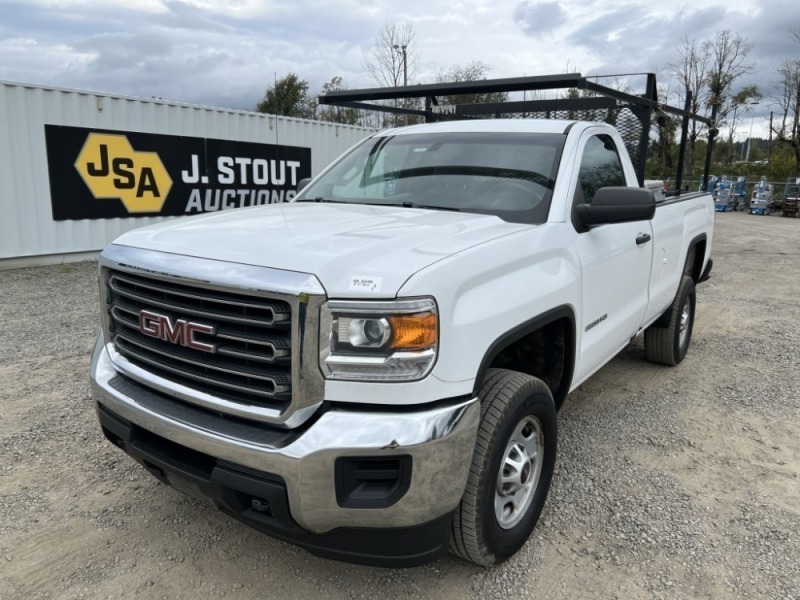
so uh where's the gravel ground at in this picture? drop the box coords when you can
[1,212,798,600]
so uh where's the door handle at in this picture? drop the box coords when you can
[636,233,651,245]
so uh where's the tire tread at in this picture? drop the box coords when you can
[644,275,695,366]
[450,368,553,566]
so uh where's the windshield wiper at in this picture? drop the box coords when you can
[398,201,461,212]
[298,198,460,212]
[298,197,346,203]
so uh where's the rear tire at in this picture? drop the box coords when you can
[644,275,696,366]
[450,369,557,566]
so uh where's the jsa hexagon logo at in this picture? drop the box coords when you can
[74,133,173,213]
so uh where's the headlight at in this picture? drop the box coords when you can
[320,298,438,381]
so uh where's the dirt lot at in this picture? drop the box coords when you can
[1,213,798,600]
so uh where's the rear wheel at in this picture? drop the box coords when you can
[450,369,557,566]
[644,275,696,366]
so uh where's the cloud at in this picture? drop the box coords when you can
[565,1,797,112]
[513,1,566,37]
[0,0,796,118]
[566,5,718,73]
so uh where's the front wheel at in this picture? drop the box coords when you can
[450,369,557,566]
[644,275,696,366]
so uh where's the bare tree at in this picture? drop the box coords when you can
[669,37,711,175]
[669,32,758,172]
[363,22,419,127]
[435,61,509,105]
[363,22,418,87]
[705,31,759,151]
[717,84,762,164]
[725,85,762,144]
[771,26,800,176]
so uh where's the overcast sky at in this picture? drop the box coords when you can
[1,0,798,137]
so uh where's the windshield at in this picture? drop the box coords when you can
[295,132,566,224]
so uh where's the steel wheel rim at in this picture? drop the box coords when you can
[679,297,691,349]
[495,415,544,530]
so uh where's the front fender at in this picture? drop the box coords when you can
[399,222,581,392]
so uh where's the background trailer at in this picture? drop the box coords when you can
[0,81,374,268]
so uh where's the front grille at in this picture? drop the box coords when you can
[106,270,293,413]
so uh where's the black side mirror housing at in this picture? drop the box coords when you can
[575,187,655,232]
[297,177,312,193]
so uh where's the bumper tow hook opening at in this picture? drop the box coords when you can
[250,497,271,514]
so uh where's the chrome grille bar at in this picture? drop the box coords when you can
[110,273,291,312]
[110,274,288,327]
[111,307,289,364]
[115,334,290,388]
[115,338,285,400]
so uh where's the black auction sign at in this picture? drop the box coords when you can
[44,125,312,221]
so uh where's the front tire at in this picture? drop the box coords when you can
[450,369,557,566]
[644,275,696,366]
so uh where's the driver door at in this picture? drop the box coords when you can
[571,132,654,382]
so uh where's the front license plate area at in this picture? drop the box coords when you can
[166,472,215,507]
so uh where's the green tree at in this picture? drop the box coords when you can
[767,146,797,181]
[316,76,360,125]
[650,115,680,178]
[256,73,316,119]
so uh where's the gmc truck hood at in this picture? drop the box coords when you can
[113,203,528,297]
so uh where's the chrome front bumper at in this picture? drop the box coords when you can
[90,335,479,534]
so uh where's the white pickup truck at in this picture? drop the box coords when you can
[90,118,714,567]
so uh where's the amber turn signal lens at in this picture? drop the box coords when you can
[389,312,437,350]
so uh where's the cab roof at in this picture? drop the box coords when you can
[374,119,587,137]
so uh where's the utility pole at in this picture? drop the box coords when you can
[702,100,719,193]
[744,101,760,162]
[394,44,408,125]
[769,111,774,162]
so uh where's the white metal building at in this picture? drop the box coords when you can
[0,81,375,268]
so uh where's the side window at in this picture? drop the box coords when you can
[575,134,626,205]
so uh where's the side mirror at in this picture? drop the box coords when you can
[575,187,655,232]
[297,177,312,193]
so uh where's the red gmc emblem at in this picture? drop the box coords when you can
[138,309,216,353]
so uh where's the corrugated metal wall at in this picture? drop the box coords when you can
[0,81,374,261]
